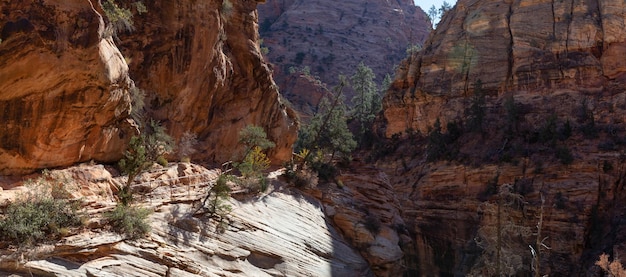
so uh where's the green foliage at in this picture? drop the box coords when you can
[238,125,275,157]
[426,119,462,162]
[157,156,168,167]
[350,62,381,144]
[578,98,598,138]
[297,94,356,159]
[0,176,82,246]
[236,126,274,193]
[238,146,271,179]
[105,204,151,239]
[294,52,306,64]
[197,173,233,232]
[119,120,174,204]
[538,113,558,145]
[467,79,486,132]
[405,44,423,55]
[102,0,134,33]
[427,5,438,27]
[118,136,148,204]
[284,150,320,188]
[220,0,234,19]
[144,120,175,161]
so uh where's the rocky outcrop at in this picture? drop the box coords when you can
[258,0,431,108]
[0,163,371,276]
[314,162,408,277]
[117,0,298,163]
[0,0,135,174]
[0,0,298,174]
[376,0,626,275]
[382,0,626,136]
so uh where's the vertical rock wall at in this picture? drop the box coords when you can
[118,0,298,163]
[0,0,134,174]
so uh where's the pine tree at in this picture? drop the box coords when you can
[297,80,356,160]
[350,62,380,144]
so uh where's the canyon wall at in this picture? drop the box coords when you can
[382,0,626,136]
[117,0,298,163]
[0,0,134,174]
[378,0,626,275]
[0,0,297,174]
[258,0,431,112]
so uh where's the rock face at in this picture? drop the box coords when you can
[0,0,135,174]
[0,0,298,174]
[117,0,298,163]
[377,0,626,275]
[257,0,431,109]
[0,163,371,276]
[382,0,626,136]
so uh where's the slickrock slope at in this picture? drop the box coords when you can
[0,163,372,276]
[117,0,298,163]
[382,0,626,136]
[0,0,134,174]
[257,0,431,109]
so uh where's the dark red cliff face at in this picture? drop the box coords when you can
[377,0,626,275]
[257,0,431,113]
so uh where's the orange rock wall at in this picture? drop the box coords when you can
[0,0,134,174]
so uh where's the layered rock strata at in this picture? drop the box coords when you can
[382,0,626,136]
[0,163,372,276]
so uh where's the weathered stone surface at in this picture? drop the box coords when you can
[382,0,626,136]
[0,0,298,174]
[0,163,371,276]
[316,163,408,277]
[0,0,135,174]
[258,0,431,109]
[376,0,626,275]
[117,0,298,163]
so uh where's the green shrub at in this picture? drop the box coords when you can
[157,156,168,167]
[105,204,151,239]
[0,182,82,246]
[102,0,134,33]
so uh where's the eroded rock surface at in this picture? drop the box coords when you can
[0,0,134,174]
[382,0,626,136]
[0,163,371,276]
[117,0,298,163]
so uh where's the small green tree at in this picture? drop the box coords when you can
[238,125,275,157]
[236,125,275,192]
[118,120,174,205]
[428,5,439,27]
[298,93,356,160]
[350,62,381,145]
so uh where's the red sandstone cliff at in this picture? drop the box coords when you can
[376,0,626,275]
[117,0,298,163]
[0,0,297,174]
[257,0,431,111]
[0,0,135,174]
